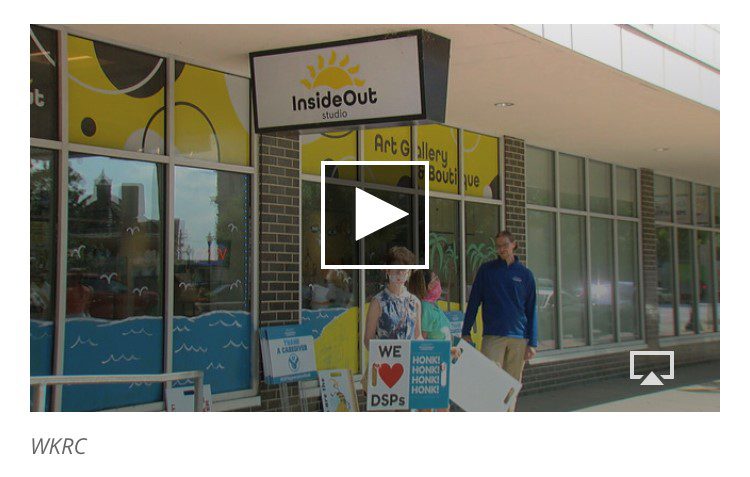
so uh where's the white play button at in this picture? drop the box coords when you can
[355,188,409,241]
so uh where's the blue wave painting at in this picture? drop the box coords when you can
[31,320,54,376]
[30,320,55,411]
[62,315,164,411]
[58,310,252,411]
[172,310,253,394]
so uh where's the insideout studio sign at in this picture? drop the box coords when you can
[250,30,450,132]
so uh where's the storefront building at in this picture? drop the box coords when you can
[30,24,719,411]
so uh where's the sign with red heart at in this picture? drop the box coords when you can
[367,340,411,410]
[367,339,451,411]
[377,363,404,388]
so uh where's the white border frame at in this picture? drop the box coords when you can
[320,160,429,269]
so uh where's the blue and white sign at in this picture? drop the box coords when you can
[367,339,450,410]
[409,340,450,410]
[261,324,317,384]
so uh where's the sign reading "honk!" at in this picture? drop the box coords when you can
[367,339,450,411]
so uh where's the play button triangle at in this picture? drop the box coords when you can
[355,188,409,241]
[641,371,664,386]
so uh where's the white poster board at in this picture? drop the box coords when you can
[366,339,451,411]
[165,385,212,412]
[367,340,411,411]
[449,341,522,412]
[318,369,358,412]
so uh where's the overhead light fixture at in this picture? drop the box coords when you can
[494,101,514,108]
[654,147,670,152]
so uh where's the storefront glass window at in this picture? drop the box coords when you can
[618,221,640,340]
[527,210,557,350]
[616,167,637,217]
[589,161,612,214]
[675,180,692,225]
[559,153,585,210]
[31,148,56,385]
[174,63,250,166]
[301,131,357,177]
[677,228,695,334]
[301,182,359,373]
[526,146,555,206]
[697,231,714,332]
[465,203,501,294]
[64,154,164,411]
[173,166,253,392]
[712,187,720,226]
[714,232,720,327]
[363,126,411,187]
[429,198,460,311]
[68,35,166,154]
[657,227,676,336]
[560,214,587,347]
[30,26,58,140]
[463,132,499,199]
[695,184,710,226]
[364,189,413,276]
[416,125,459,194]
[590,218,614,344]
[654,175,672,223]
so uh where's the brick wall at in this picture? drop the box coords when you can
[257,131,305,411]
[522,339,719,395]
[640,168,660,348]
[503,136,527,261]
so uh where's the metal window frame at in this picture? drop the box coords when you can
[526,146,644,353]
[653,173,720,341]
[30,25,259,411]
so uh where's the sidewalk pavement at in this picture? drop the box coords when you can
[517,361,719,412]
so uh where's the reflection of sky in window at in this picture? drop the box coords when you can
[175,167,219,261]
[69,155,161,220]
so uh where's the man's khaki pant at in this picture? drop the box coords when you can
[481,336,527,411]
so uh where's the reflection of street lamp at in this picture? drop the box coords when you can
[206,232,213,262]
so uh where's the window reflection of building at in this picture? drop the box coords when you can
[173,168,250,316]
[63,155,164,411]
[67,162,162,320]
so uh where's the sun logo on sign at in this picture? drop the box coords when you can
[301,51,365,90]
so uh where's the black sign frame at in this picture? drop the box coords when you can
[249,29,450,134]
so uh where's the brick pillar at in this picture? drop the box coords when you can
[503,136,527,262]
[639,168,660,348]
[257,131,302,411]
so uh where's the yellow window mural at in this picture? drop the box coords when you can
[463,131,500,199]
[363,126,412,187]
[174,62,250,166]
[301,181,360,374]
[68,35,165,154]
[416,124,459,194]
[300,130,357,179]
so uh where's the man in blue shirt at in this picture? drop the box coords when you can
[461,231,538,410]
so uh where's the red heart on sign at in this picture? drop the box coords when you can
[377,363,404,388]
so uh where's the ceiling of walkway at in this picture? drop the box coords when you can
[66,24,720,186]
